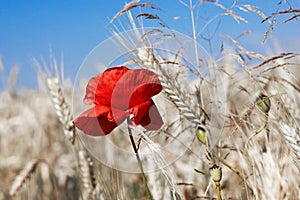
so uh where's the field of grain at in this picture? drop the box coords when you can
[1,1,299,200]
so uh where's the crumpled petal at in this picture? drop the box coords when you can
[128,99,163,130]
[83,66,129,106]
[73,105,126,136]
[111,69,162,110]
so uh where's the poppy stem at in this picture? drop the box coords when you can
[127,117,153,200]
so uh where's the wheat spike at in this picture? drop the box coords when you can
[78,150,100,199]
[9,159,42,197]
[241,4,269,22]
[214,2,248,23]
[280,123,300,171]
[160,72,201,125]
[47,77,75,144]
[140,47,204,126]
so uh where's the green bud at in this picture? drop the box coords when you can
[196,126,206,144]
[257,94,271,113]
[210,165,222,182]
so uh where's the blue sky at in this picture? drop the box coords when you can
[0,0,299,90]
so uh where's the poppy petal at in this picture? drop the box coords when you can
[83,76,99,105]
[73,105,126,136]
[128,99,163,130]
[111,69,162,110]
[83,66,130,106]
[140,102,164,130]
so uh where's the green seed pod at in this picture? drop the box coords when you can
[210,165,222,182]
[257,94,271,113]
[196,126,206,144]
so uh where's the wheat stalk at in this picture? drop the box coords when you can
[156,63,202,125]
[47,77,75,144]
[147,158,165,200]
[139,131,184,200]
[9,159,45,197]
[78,150,101,200]
[279,123,300,171]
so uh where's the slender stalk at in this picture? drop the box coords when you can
[215,182,222,200]
[126,117,153,200]
[189,0,199,70]
[189,0,205,112]
[246,114,269,148]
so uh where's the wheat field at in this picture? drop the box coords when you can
[1,1,300,200]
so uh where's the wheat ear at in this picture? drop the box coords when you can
[9,159,45,197]
[47,77,75,144]
[141,47,205,126]
[158,69,201,125]
[280,123,300,171]
[78,150,101,199]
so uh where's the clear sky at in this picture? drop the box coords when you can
[0,0,299,90]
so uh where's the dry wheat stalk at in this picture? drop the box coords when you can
[9,159,45,197]
[240,4,269,21]
[138,46,204,126]
[280,123,300,171]
[272,8,300,23]
[251,53,298,70]
[110,0,160,23]
[139,131,184,200]
[221,34,266,60]
[273,8,300,14]
[78,150,101,200]
[157,67,202,125]
[47,77,75,144]
[214,2,248,24]
[147,158,165,200]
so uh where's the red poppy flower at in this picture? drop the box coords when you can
[73,66,163,136]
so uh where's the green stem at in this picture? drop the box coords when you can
[215,182,222,200]
[127,118,153,200]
